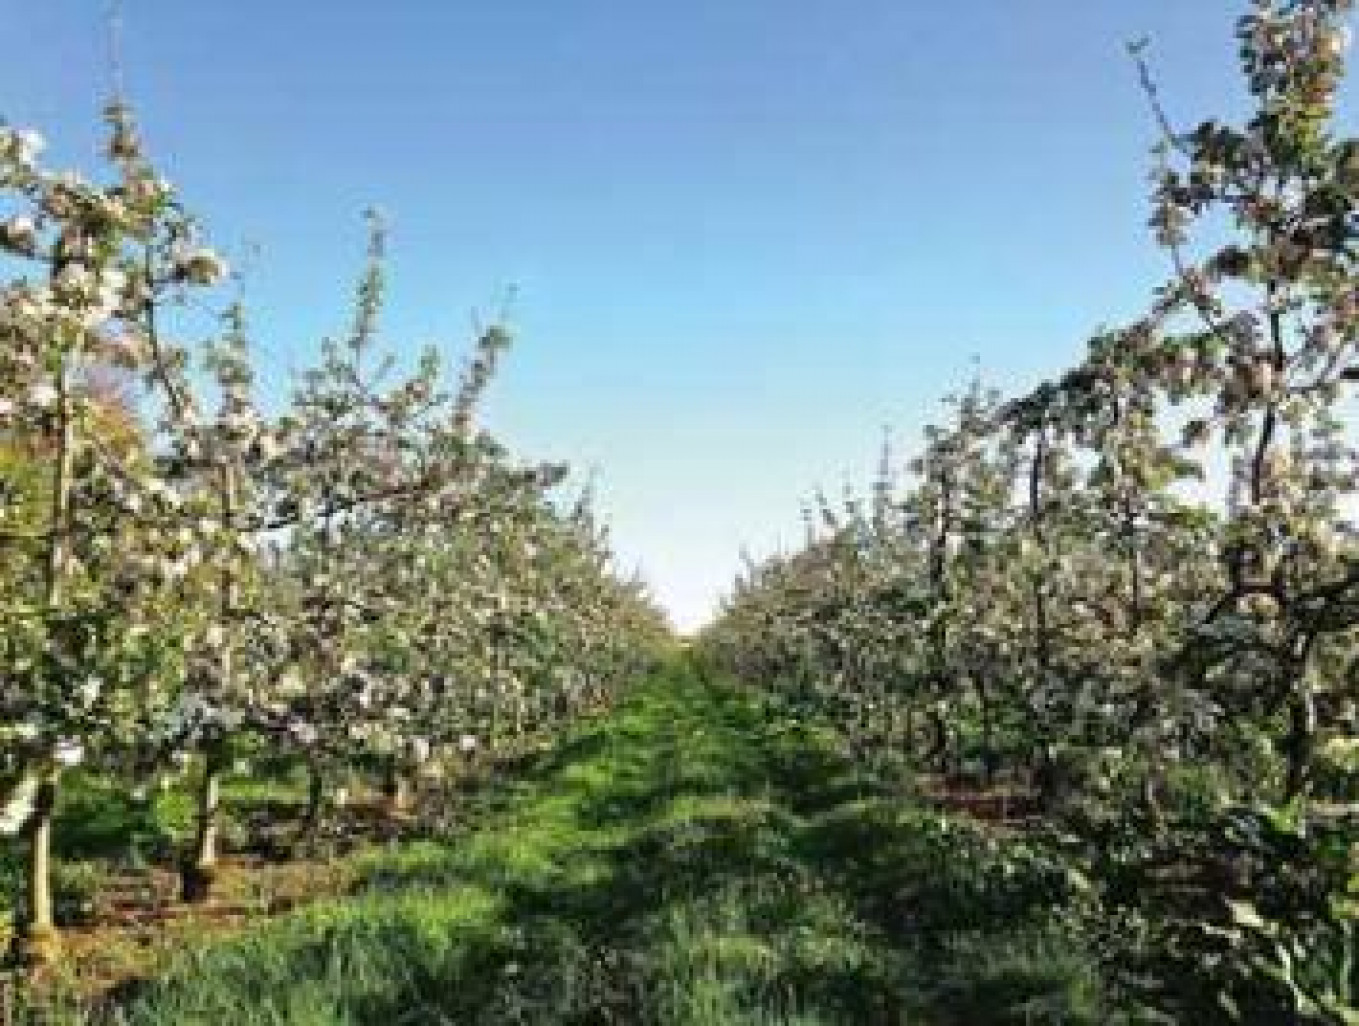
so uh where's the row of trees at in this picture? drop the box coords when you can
[701,1,1356,1020]
[0,100,668,962]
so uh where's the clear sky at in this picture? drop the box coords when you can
[4,2,1354,631]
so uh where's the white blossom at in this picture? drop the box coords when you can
[77,677,102,707]
[26,382,59,409]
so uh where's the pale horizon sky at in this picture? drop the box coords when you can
[5,2,1354,631]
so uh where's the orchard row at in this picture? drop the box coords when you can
[0,102,668,963]
[701,2,1358,1021]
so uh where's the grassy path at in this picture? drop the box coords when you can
[66,663,1103,1025]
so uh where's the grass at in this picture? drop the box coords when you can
[9,662,1120,1024]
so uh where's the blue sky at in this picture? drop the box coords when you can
[5,2,1354,630]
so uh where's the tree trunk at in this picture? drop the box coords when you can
[925,709,950,774]
[1140,769,1163,828]
[182,757,222,903]
[12,771,61,964]
[1034,743,1061,812]
[1283,687,1316,801]
[299,758,326,844]
[979,690,997,785]
[16,323,77,963]
[381,766,412,821]
[181,460,239,904]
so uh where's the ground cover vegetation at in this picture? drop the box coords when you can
[4,663,1134,1025]
[0,0,1355,1023]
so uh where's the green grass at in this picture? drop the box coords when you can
[20,662,1119,1024]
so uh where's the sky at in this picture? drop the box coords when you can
[3,2,1355,631]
